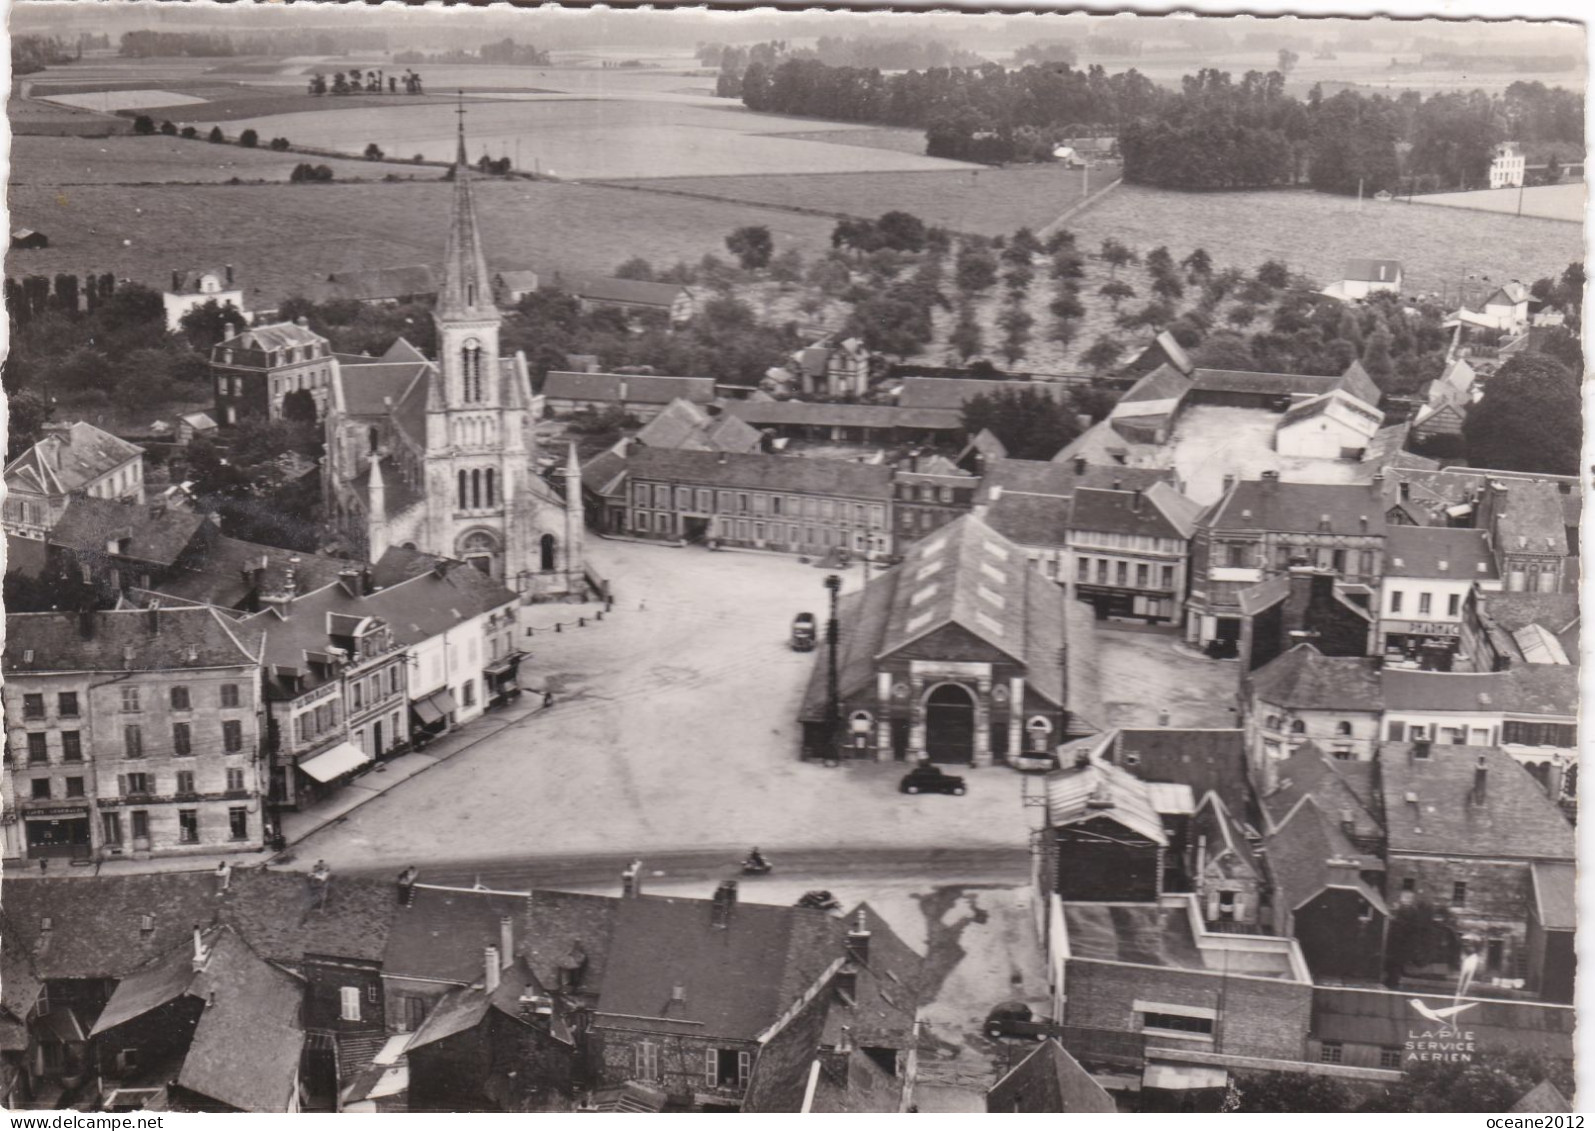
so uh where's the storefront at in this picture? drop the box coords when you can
[483,652,527,708]
[23,804,92,860]
[410,688,459,745]
[1382,620,1460,670]
[293,741,373,807]
[1075,584,1177,624]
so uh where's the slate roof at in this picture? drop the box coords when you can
[544,371,716,406]
[979,458,1171,505]
[987,1038,1117,1113]
[1190,792,1260,880]
[1207,480,1386,535]
[0,938,44,1050]
[634,399,712,449]
[4,422,142,499]
[1262,741,1382,843]
[896,377,1073,412]
[217,321,327,358]
[1115,362,1190,409]
[1245,644,1383,711]
[741,990,832,1114]
[1384,526,1498,579]
[627,447,893,500]
[1381,667,1577,718]
[808,1044,904,1113]
[326,264,438,302]
[1480,593,1579,637]
[982,492,1071,547]
[1333,359,1383,408]
[49,496,208,567]
[336,358,431,417]
[595,895,838,1040]
[1044,756,1166,844]
[825,904,923,1052]
[519,890,621,998]
[383,885,531,985]
[560,275,690,308]
[1380,744,1575,860]
[581,444,632,499]
[721,399,962,432]
[216,868,398,966]
[1530,862,1575,931]
[406,958,540,1051]
[1110,729,1251,819]
[1189,368,1338,398]
[797,562,900,722]
[154,537,359,610]
[1277,390,1382,432]
[1264,796,1387,918]
[2,605,263,676]
[1492,479,1571,557]
[362,562,519,647]
[1069,482,1201,541]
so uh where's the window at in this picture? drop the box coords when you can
[1331,548,1346,573]
[1451,881,1467,906]
[340,986,361,1022]
[1077,557,1090,582]
[635,1041,660,1080]
[22,693,44,719]
[1136,563,1149,587]
[1418,592,1432,615]
[61,731,82,762]
[366,983,380,1004]
[1096,560,1108,584]
[1320,1041,1344,1064]
[131,810,149,839]
[30,778,51,800]
[1379,1047,1403,1070]
[124,725,144,759]
[227,767,246,792]
[352,681,364,710]
[1225,543,1246,568]
[26,733,48,764]
[1447,593,1461,617]
[173,723,192,757]
[176,771,196,795]
[220,684,240,709]
[1161,565,1175,589]
[121,687,141,713]
[1401,877,1416,892]
[1386,720,1406,742]
[171,686,191,711]
[1389,591,1403,614]
[462,680,476,708]
[1115,561,1128,586]
[1289,720,1306,735]
[229,808,249,841]
[1335,721,1352,737]
[124,773,151,796]
[103,812,123,845]
[1360,550,1376,578]
[389,666,400,694]
[1141,1012,1214,1036]
[178,809,199,844]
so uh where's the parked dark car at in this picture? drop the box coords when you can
[899,764,967,796]
[790,613,816,651]
[984,1001,1053,1040]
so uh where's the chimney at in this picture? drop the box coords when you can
[1399,481,1411,502]
[1318,513,1332,532]
[821,1028,853,1087]
[361,567,375,596]
[192,925,209,971]
[225,263,234,287]
[1221,473,1236,494]
[711,880,738,929]
[1472,754,1488,804]
[621,859,643,899]
[484,946,501,993]
[499,916,514,970]
[1073,456,1087,476]
[1111,477,1122,491]
[337,568,361,599]
[78,606,96,639]
[1074,745,1091,769]
[1085,782,1116,809]
[1359,514,1369,533]
[1195,834,1207,878]
[618,379,629,402]
[171,269,182,292]
[1131,488,1144,512]
[845,909,871,965]
[147,600,161,636]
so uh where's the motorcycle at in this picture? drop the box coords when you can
[796,890,840,911]
[741,856,773,876]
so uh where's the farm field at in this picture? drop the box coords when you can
[41,88,207,112]
[1409,182,1586,224]
[219,97,976,178]
[1066,184,1584,301]
[620,164,1115,236]
[10,134,438,185]
[6,178,838,310]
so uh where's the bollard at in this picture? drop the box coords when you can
[579,617,586,627]
[596,610,603,621]
[555,622,562,633]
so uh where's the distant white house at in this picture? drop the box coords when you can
[1489,142,1526,189]
[1447,281,1532,334]
[1325,258,1404,302]
[1052,145,1085,168]
[163,265,246,332]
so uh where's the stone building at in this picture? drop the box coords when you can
[211,320,335,426]
[797,514,1069,765]
[2,422,145,542]
[1243,644,1384,787]
[2,606,267,864]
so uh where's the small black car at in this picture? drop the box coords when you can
[899,764,967,796]
[984,1001,1052,1041]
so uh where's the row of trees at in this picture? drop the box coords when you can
[309,69,424,95]
[119,29,386,57]
[13,34,75,75]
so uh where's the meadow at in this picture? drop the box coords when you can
[6,177,838,310]
[624,164,1112,237]
[1409,182,1586,225]
[10,134,437,185]
[1066,184,1584,302]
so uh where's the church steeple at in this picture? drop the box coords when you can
[438,91,498,320]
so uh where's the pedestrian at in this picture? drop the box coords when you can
[38,857,48,875]
[638,598,647,612]
[543,689,555,709]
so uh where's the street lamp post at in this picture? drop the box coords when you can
[824,573,842,767]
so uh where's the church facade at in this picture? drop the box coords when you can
[323,120,585,599]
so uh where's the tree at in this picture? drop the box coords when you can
[1256,259,1291,289]
[1461,353,1580,475]
[1277,48,1300,75]
[238,128,259,148]
[996,306,1033,365]
[133,114,156,135]
[178,299,244,353]
[207,125,225,143]
[1227,303,1259,329]
[725,225,774,270]
[962,385,1081,460]
[1181,248,1213,280]
[363,142,385,160]
[6,389,54,462]
[1003,264,1034,295]
[875,210,928,253]
[1365,1049,1573,1114]
[180,126,198,139]
[1228,1071,1351,1113]
[954,243,999,294]
[159,119,177,136]
[1151,274,1185,301]
[1081,335,1124,373]
[282,388,319,423]
[768,248,805,285]
[1145,245,1174,277]
[1049,291,1084,321]
[1098,280,1135,309]
[1190,333,1260,371]
[949,302,983,361]
[1360,328,1394,382]
[1099,238,1134,276]
[269,136,290,151]
[615,257,655,281]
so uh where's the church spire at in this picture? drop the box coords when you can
[438,90,498,320]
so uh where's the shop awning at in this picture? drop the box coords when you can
[299,742,372,783]
[1143,1062,1227,1091]
[483,652,525,678]
[411,689,458,725]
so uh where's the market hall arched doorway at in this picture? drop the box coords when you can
[924,682,976,764]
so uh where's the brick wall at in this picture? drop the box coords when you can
[1387,855,1534,972]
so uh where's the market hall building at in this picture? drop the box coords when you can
[798,514,1074,766]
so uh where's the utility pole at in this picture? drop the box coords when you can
[1517,177,1526,218]
[824,573,842,767]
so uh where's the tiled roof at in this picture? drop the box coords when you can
[1190,791,1260,878]
[1189,368,1338,398]
[1497,664,1579,717]
[384,885,530,984]
[1384,526,1498,579]
[336,359,431,417]
[1265,797,1387,918]
[581,445,631,498]
[544,371,716,405]
[1068,483,1199,541]
[1116,362,1190,407]
[635,399,712,448]
[1110,729,1250,819]
[825,904,923,1051]
[4,422,142,498]
[1332,360,1383,408]
[1478,592,1579,636]
[627,447,893,500]
[1531,862,1576,931]
[1492,479,1571,557]
[50,496,207,567]
[559,274,690,308]
[1261,741,1382,844]
[742,989,832,1114]
[1207,479,1386,536]
[987,1039,1117,1113]
[980,458,1171,504]
[722,399,963,432]
[1245,644,1383,711]
[1044,756,1166,844]
[221,321,327,354]
[3,605,262,675]
[982,492,1070,548]
[1380,744,1574,860]
[1381,667,1577,717]
[897,377,1073,412]
[808,1043,904,1113]
[217,868,398,966]
[154,537,360,610]
[519,890,620,998]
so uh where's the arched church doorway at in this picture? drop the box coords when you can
[459,530,500,577]
[924,683,976,764]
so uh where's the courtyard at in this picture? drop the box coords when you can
[1167,404,1370,505]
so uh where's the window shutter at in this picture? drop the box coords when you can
[737,1050,752,1084]
[635,1043,645,1077]
[118,774,127,796]
[705,1049,717,1086]
[1206,891,1220,921]
[1233,895,1247,921]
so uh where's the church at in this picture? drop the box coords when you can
[322,117,585,599]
